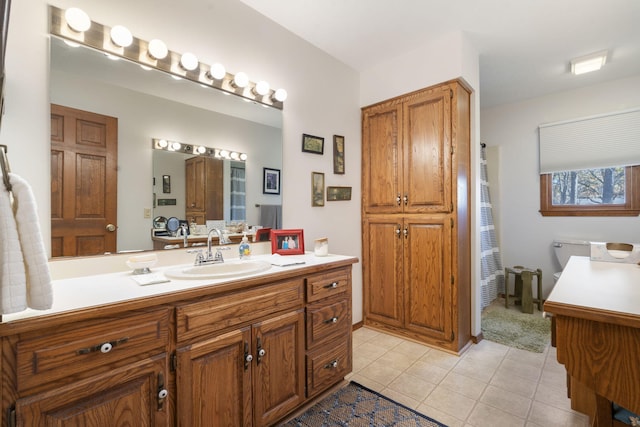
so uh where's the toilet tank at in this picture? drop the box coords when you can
[553,239,591,269]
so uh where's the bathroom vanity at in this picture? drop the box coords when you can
[0,252,357,426]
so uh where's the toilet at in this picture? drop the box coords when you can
[553,239,591,283]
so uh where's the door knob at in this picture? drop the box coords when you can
[106,224,116,232]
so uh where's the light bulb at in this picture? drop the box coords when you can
[110,25,133,47]
[158,139,168,148]
[233,72,249,88]
[180,53,199,71]
[196,146,206,154]
[208,63,226,80]
[148,39,168,60]
[273,88,288,102]
[171,142,182,151]
[239,153,248,161]
[230,152,239,160]
[219,150,229,158]
[65,8,91,32]
[255,80,270,96]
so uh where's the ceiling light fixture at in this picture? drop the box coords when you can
[254,80,270,96]
[64,7,91,32]
[570,50,607,75]
[53,6,287,109]
[152,139,247,161]
[180,52,199,71]
[110,25,133,48]
[148,39,168,60]
[208,63,226,80]
[232,72,249,88]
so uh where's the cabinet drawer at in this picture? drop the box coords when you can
[306,268,350,303]
[16,308,170,393]
[176,278,304,343]
[306,298,350,349]
[306,337,351,398]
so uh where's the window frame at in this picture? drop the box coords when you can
[540,165,640,217]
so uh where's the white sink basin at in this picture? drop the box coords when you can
[164,260,272,280]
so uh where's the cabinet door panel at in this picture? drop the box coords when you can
[404,89,451,213]
[362,103,403,214]
[177,328,252,427]
[363,218,404,327]
[16,354,168,427]
[404,218,453,342]
[253,310,305,427]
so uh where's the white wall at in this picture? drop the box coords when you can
[1,0,363,319]
[481,74,640,300]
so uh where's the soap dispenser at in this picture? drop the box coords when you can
[239,233,251,259]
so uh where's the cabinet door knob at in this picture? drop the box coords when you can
[158,389,168,399]
[325,359,339,369]
[324,317,339,324]
[105,223,116,232]
[396,194,402,205]
[324,282,339,289]
[100,342,113,353]
[403,228,408,238]
[403,194,408,205]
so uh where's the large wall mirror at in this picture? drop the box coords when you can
[49,36,283,257]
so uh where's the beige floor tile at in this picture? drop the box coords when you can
[386,372,436,402]
[348,373,384,393]
[393,339,431,358]
[480,384,532,418]
[352,353,375,373]
[505,347,547,368]
[451,357,497,383]
[423,386,477,420]
[355,341,389,361]
[490,369,538,398]
[528,401,589,427]
[374,333,405,349]
[499,358,543,382]
[439,372,487,400]
[358,358,403,385]
[405,360,450,385]
[419,348,461,370]
[466,402,526,427]
[533,381,574,412]
[377,348,423,371]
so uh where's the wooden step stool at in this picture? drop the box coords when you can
[504,266,543,314]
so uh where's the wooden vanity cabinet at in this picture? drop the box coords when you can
[185,156,223,225]
[5,307,172,426]
[0,262,355,427]
[175,278,306,427]
[361,79,471,353]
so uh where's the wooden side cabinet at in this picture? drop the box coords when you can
[362,79,471,353]
[185,156,223,224]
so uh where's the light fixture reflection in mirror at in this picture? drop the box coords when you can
[152,139,247,161]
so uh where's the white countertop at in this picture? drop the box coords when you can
[2,252,355,323]
[545,256,640,317]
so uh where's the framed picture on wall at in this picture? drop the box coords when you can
[333,135,345,174]
[263,167,280,194]
[302,133,324,154]
[311,171,325,207]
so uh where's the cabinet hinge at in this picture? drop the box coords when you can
[450,144,454,155]
[170,352,177,372]
[450,89,453,99]
[451,275,455,285]
[8,406,15,427]
[450,217,454,227]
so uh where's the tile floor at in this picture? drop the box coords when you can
[347,327,590,427]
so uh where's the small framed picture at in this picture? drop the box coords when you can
[270,229,305,255]
[327,186,352,201]
[333,135,345,174]
[302,133,324,154]
[263,167,280,194]
[311,171,325,207]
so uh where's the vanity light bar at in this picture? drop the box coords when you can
[49,6,285,110]
[152,139,247,162]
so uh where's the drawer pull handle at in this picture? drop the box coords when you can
[77,337,129,355]
[157,372,168,410]
[324,282,339,289]
[324,317,339,324]
[325,359,339,369]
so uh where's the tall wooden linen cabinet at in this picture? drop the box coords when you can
[361,79,472,353]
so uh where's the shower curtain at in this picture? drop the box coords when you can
[480,144,504,309]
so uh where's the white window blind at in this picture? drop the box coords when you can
[539,107,640,174]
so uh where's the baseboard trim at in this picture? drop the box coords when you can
[472,332,484,344]
[352,321,364,331]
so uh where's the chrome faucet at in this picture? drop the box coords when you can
[179,224,189,248]
[191,228,232,265]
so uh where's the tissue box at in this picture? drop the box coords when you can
[590,242,640,263]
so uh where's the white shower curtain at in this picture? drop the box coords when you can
[480,144,504,309]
